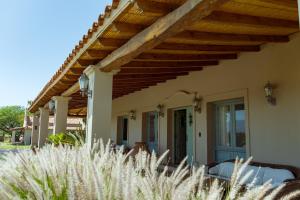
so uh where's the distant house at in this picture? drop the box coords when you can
[11,110,84,145]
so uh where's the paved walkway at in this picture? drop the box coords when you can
[0,149,27,154]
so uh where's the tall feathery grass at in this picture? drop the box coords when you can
[0,140,298,200]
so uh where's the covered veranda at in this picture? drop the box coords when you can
[28,0,300,167]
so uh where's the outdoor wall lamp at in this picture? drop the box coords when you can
[193,96,202,113]
[156,104,165,117]
[264,81,276,105]
[48,100,56,112]
[129,110,136,120]
[79,73,92,98]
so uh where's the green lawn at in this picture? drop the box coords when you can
[0,142,31,150]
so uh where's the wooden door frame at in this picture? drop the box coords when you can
[142,111,159,153]
[167,106,194,164]
[116,115,129,146]
[206,89,250,164]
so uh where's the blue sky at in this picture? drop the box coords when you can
[0,0,111,107]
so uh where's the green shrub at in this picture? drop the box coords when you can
[47,132,84,146]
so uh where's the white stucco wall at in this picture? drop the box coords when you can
[110,33,300,167]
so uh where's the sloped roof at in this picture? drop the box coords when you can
[29,0,299,115]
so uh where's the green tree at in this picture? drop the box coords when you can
[0,106,25,135]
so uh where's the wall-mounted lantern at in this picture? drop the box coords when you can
[79,73,92,97]
[129,110,136,120]
[156,104,165,117]
[48,100,56,112]
[193,96,202,113]
[264,81,276,105]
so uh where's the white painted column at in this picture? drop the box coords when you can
[11,131,16,143]
[85,66,114,148]
[38,107,49,148]
[52,96,71,134]
[31,113,39,147]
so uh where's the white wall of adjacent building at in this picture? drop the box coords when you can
[108,32,300,167]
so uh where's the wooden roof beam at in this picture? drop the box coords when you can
[122,60,218,68]
[88,43,258,59]
[154,43,260,52]
[132,0,177,16]
[114,83,159,89]
[59,80,76,85]
[110,22,144,34]
[77,59,101,67]
[204,11,299,29]
[114,79,168,85]
[86,50,112,58]
[114,72,189,79]
[114,77,177,83]
[113,87,149,92]
[134,53,237,61]
[97,0,231,72]
[64,74,79,81]
[69,68,84,75]
[255,0,298,9]
[119,67,204,74]
[97,38,127,48]
[105,24,290,44]
[172,31,290,43]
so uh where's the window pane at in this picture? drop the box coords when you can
[235,104,245,148]
[217,105,231,147]
[122,118,128,141]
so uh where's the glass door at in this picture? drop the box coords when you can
[173,107,194,165]
[214,99,246,162]
[121,116,129,146]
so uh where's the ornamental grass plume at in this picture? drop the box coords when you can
[0,140,298,200]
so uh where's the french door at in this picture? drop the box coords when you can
[173,107,194,164]
[146,112,158,153]
[214,99,246,162]
[117,116,129,146]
